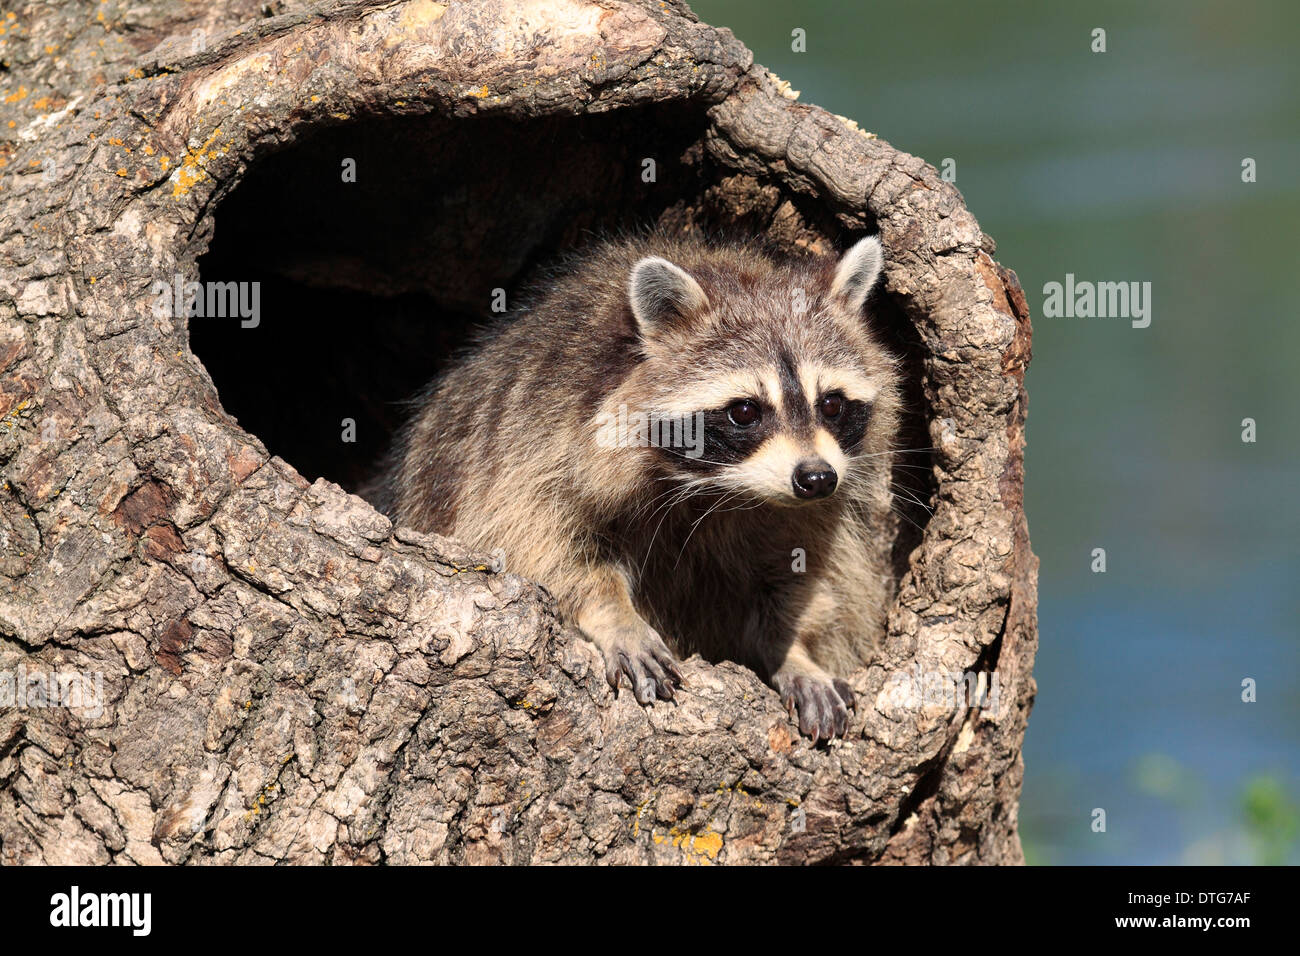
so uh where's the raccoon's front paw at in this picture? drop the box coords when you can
[603,628,683,705]
[773,672,856,744]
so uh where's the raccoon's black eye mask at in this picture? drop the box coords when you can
[826,397,873,452]
[666,392,873,473]
[667,401,773,471]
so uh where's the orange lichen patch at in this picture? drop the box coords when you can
[470,85,489,98]
[4,86,28,103]
[1,398,31,428]
[169,127,228,198]
[115,167,128,176]
[142,144,154,155]
[711,783,767,812]
[650,826,723,865]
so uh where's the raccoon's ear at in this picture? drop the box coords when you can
[628,257,710,337]
[830,236,885,313]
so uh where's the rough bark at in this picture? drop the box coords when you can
[0,0,1037,864]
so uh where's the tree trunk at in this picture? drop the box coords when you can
[0,0,1037,864]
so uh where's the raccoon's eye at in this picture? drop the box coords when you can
[727,400,761,427]
[819,394,844,419]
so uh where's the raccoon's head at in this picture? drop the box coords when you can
[621,236,899,508]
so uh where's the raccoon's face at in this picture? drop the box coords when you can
[622,236,897,507]
[688,370,875,504]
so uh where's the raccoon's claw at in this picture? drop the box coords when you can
[604,633,682,705]
[776,675,852,744]
[832,678,857,712]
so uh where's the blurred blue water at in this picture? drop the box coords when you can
[692,0,1300,863]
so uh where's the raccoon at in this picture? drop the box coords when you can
[379,234,901,742]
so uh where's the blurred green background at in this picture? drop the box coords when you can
[691,0,1300,864]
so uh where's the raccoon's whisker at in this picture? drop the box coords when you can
[842,456,931,470]
[887,506,928,535]
[886,483,935,514]
[639,476,714,574]
[889,495,934,517]
[674,489,744,568]
[636,472,713,516]
[695,482,763,515]
[835,471,934,516]
[875,462,937,473]
[655,448,740,469]
[702,474,764,505]
[886,476,933,495]
[849,445,937,461]
[836,470,884,488]
[638,481,699,529]
[631,481,695,523]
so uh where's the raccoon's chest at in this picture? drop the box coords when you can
[626,507,803,663]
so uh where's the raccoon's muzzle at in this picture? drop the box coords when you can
[792,458,838,499]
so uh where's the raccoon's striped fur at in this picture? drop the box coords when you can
[380,234,900,742]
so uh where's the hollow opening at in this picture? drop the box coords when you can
[191,103,935,568]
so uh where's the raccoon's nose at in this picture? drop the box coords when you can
[792,460,838,499]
